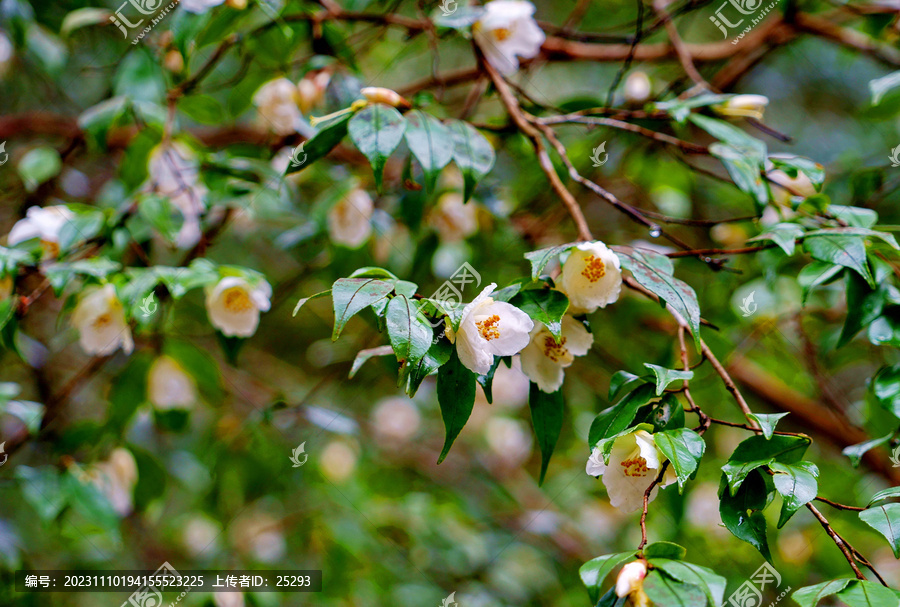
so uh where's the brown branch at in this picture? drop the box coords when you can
[481,54,593,241]
[537,115,708,154]
[653,0,712,92]
[638,462,670,550]
[700,339,762,430]
[813,497,865,512]
[806,503,866,581]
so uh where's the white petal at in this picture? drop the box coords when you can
[633,430,661,470]
[478,301,533,356]
[585,447,606,476]
[561,315,593,356]
[559,241,622,312]
[456,331,494,375]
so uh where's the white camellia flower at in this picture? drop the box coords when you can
[71,284,134,356]
[205,276,272,337]
[147,142,207,248]
[474,1,546,76]
[8,205,75,259]
[327,188,373,248]
[616,560,650,607]
[586,429,677,513]
[713,94,769,120]
[253,78,303,136]
[448,283,534,375]
[148,355,198,410]
[181,0,225,14]
[520,315,593,393]
[557,241,622,314]
[90,448,138,517]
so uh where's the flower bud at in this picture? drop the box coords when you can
[163,49,184,73]
[624,71,652,105]
[713,94,769,120]
[615,559,648,598]
[360,87,410,109]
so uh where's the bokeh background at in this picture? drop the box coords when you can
[2,0,900,605]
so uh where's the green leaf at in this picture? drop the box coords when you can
[579,552,634,604]
[17,147,62,193]
[476,356,502,404]
[406,338,452,398]
[770,461,818,527]
[642,541,686,561]
[113,48,166,104]
[769,155,826,191]
[43,258,121,295]
[870,71,900,105]
[287,111,354,174]
[65,467,121,529]
[524,244,576,280]
[647,393,685,432]
[871,365,900,418]
[293,289,331,317]
[331,278,395,340]
[385,295,433,367]
[644,363,693,396]
[748,223,804,256]
[404,110,453,192]
[839,271,887,347]
[179,95,225,126]
[843,433,893,467]
[650,559,726,607]
[588,384,655,449]
[791,580,852,607]
[510,289,569,342]
[722,434,810,494]
[609,370,644,402]
[689,114,767,157]
[804,227,899,250]
[612,246,701,348]
[798,261,843,306]
[859,503,900,557]
[830,205,879,228]
[746,412,790,440]
[837,580,900,607]
[869,311,900,347]
[61,7,111,36]
[867,486,900,507]
[348,104,407,192]
[643,570,707,607]
[16,466,67,521]
[654,428,705,491]
[446,119,495,201]
[804,234,874,288]
[436,348,477,463]
[719,471,772,561]
[349,345,394,379]
[77,96,129,152]
[138,194,182,244]
[529,383,564,485]
[709,143,768,210]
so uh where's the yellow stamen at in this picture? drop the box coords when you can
[581,255,607,282]
[223,287,253,313]
[476,314,501,341]
[620,455,650,477]
[541,335,568,362]
[492,27,512,41]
